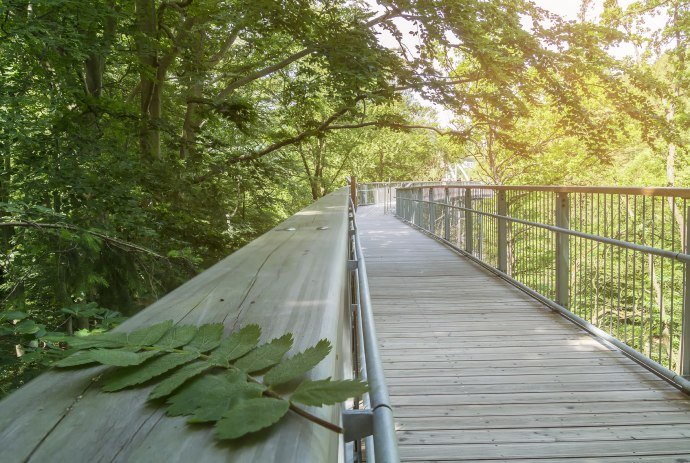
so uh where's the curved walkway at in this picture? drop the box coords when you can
[357,204,690,462]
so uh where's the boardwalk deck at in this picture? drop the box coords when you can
[357,204,690,462]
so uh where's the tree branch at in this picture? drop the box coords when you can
[326,121,472,138]
[0,220,168,260]
[213,9,401,102]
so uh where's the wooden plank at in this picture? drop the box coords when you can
[393,400,690,418]
[396,411,690,430]
[0,189,353,463]
[388,389,687,407]
[382,357,641,369]
[397,424,690,445]
[397,440,690,460]
[386,372,663,386]
[389,380,667,395]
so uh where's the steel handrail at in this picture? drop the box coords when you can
[348,198,400,463]
[401,197,690,264]
[397,184,690,198]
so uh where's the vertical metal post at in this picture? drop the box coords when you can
[497,190,508,273]
[350,176,358,211]
[444,187,450,241]
[415,188,423,228]
[681,207,690,377]
[556,192,571,308]
[465,188,473,254]
[394,187,399,217]
[429,188,436,235]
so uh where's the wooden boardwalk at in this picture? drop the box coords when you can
[357,205,690,462]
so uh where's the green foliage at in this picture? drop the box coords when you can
[233,333,293,373]
[216,398,290,440]
[264,339,331,386]
[54,321,367,440]
[292,378,369,407]
[2,0,687,399]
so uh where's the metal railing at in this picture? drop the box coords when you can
[344,198,399,463]
[394,184,690,392]
[358,181,480,214]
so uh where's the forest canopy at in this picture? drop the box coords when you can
[1,0,689,393]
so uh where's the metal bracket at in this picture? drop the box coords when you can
[347,260,358,271]
[342,409,373,442]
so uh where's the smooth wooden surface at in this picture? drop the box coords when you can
[0,189,352,463]
[356,204,690,462]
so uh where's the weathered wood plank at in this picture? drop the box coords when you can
[397,440,690,460]
[397,424,690,445]
[0,189,353,463]
[395,411,690,430]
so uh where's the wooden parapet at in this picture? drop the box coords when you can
[0,188,352,462]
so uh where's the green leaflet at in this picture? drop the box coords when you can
[148,361,211,400]
[234,333,293,373]
[125,321,173,347]
[155,325,198,349]
[264,339,331,387]
[209,324,261,366]
[215,398,289,440]
[54,350,101,367]
[63,332,128,350]
[55,349,157,368]
[185,323,224,353]
[102,351,199,392]
[291,378,368,407]
[166,371,264,422]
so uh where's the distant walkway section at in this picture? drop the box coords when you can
[357,204,690,462]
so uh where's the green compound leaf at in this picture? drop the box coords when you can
[166,371,264,422]
[215,398,290,440]
[234,333,293,373]
[155,325,198,349]
[291,379,369,407]
[51,320,364,446]
[209,324,261,366]
[56,349,157,368]
[185,323,224,353]
[148,361,211,400]
[264,339,332,387]
[103,351,199,392]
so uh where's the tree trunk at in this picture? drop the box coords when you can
[180,81,204,161]
[136,0,161,160]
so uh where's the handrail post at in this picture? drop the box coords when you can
[415,188,423,228]
[497,190,508,273]
[682,206,690,377]
[464,188,473,254]
[350,176,358,211]
[429,188,436,235]
[444,187,450,241]
[555,192,570,308]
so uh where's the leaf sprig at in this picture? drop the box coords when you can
[54,321,367,440]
